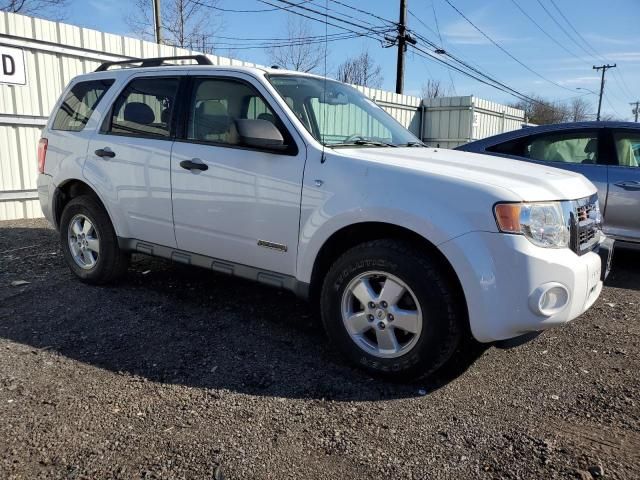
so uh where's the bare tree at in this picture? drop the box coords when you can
[511,95,571,125]
[421,79,448,99]
[127,0,222,53]
[0,0,69,20]
[267,16,325,73]
[568,96,592,122]
[336,50,383,88]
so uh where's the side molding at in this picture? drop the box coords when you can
[118,238,310,299]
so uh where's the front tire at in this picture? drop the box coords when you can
[320,239,463,380]
[60,195,129,284]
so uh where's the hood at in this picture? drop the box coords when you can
[332,147,597,202]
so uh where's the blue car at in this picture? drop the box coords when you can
[457,121,640,248]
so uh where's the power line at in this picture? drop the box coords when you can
[408,43,545,106]
[548,0,602,59]
[533,0,592,59]
[408,10,487,87]
[546,0,635,100]
[262,0,391,36]
[407,10,565,108]
[509,0,587,64]
[430,0,456,94]
[254,0,392,43]
[204,0,313,13]
[203,32,370,50]
[325,0,398,26]
[306,0,388,29]
[443,0,576,93]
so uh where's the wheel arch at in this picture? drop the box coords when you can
[307,222,469,326]
[53,179,112,231]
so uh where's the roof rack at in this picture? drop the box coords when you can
[95,55,213,72]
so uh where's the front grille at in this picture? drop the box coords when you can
[570,194,601,255]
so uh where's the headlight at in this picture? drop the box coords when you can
[494,201,570,248]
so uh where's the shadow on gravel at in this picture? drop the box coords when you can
[606,248,640,291]
[0,227,484,402]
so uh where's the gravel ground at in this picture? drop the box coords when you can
[0,218,638,480]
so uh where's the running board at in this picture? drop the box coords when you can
[118,238,309,298]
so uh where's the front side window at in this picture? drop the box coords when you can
[268,74,419,147]
[187,78,286,147]
[524,132,599,164]
[52,79,114,132]
[613,132,640,168]
[107,77,179,138]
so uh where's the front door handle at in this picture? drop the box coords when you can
[180,159,208,171]
[614,180,640,190]
[95,147,116,158]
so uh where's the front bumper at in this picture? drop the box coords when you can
[439,231,607,343]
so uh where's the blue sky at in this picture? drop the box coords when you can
[66,0,639,120]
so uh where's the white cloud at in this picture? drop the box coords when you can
[441,6,523,46]
[558,76,600,86]
[584,33,633,46]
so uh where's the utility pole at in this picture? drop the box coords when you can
[631,101,640,122]
[395,0,407,94]
[593,64,616,121]
[394,0,416,94]
[153,0,162,45]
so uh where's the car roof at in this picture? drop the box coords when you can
[457,121,640,150]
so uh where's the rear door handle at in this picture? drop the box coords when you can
[95,148,115,158]
[180,159,208,171]
[614,180,640,190]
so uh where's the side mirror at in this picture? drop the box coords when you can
[235,119,287,151]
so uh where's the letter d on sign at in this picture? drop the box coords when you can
[2,54,16,76]
[0,45,26,85]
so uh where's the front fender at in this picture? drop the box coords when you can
[296,203,471,284]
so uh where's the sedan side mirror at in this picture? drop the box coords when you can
[235,119,287,151]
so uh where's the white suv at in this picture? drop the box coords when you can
[37,56,613,379]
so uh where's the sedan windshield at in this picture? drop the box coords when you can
[268,74,421,148]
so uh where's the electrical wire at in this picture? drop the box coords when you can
[255,0,393,44]
[201,32,370,50]
[509,0,587,64]
[202,0,312,13]
[430,0,456,94]
[262,0,391,36]
[443,0,576,94]
[547,0,635,100]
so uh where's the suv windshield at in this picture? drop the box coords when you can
[268,74,421,148]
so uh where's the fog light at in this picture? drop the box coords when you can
[529,283,569,317]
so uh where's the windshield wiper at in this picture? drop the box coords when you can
[328,139,398,148]
[404,141,426,147]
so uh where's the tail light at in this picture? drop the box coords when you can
[38,138,48,174]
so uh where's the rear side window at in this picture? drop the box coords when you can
[613,132,640,168]
[52,79,114,132]
[107,77,179,138]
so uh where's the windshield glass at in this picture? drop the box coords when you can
[268,74,421,147]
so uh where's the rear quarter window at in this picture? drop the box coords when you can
[52,79,115,132]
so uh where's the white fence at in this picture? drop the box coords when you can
[0,11,523,221]
[0,11,425,220]
[422,96,527,149]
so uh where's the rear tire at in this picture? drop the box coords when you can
[320,239,464,381]
[60,195,129,284]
